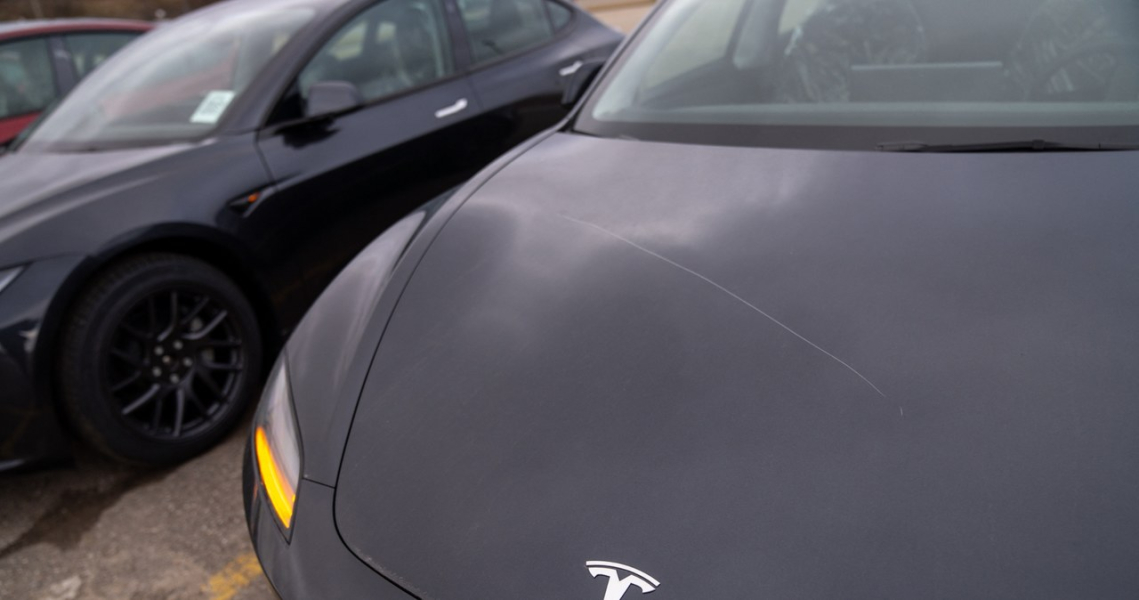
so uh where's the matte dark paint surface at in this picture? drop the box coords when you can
[0,0,621,469]
[326,133,1139,598]
[244,451,410,599]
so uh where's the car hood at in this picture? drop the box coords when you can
[335,134,1139,599]
[0,146,187,226]
[0,140,268,267]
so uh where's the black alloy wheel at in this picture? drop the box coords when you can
[60,253,263,465]
[108,288,244,439]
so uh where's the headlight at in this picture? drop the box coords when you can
[0,267,22,295]
[253,355,302,535]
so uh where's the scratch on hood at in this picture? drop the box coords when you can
[559,214,887,399]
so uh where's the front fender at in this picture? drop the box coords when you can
[283,207,432,486]
[0,254,85,470]
[282,129,559,486]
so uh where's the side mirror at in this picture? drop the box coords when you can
[305,81,364,119]
[561,59,607,108]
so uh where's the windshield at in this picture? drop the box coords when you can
[20,6,314,152]
[577,0,1139,150]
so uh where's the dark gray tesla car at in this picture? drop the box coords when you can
[246,0,1139,597]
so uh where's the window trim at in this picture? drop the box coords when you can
[543,0,576,35]
[0,34,61,121]
[48,35,78,92]
[452,0,579,75]
[261,0,469,132]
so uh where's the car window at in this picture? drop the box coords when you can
[0,37,56,120]
[298,0,454,103]
[457,0,565,66]
[20,7,313,151]
[548,1,573,31]
[641,0,748,89]
[325,20,368,61]
[580,0,1139,150]
[63,32,142,79]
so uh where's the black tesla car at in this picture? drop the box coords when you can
[246,0,1139,597]
[0,0,621,470]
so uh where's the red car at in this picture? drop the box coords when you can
[0,19,151,145]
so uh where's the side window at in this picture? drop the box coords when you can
[0,37,56,119]
[458,0,566,66]
[298,0,453,103]
[548,1,573,31]
[63,32,141,79]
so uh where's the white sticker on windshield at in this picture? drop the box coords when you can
[190,91,236,124]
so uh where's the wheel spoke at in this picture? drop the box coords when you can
[195,368,225,400]
[183,378,209,415]
[150,387,168,430]
[110,371,142,393]
[121,384,162,416]
[119,322,151,342]
[183,310,228,341]
[200,360,241,373]
[181,297,210,328]
[148,295,158,335]
[110,348,142,367]
[172,388,186,437]
[158,291,179,341]
[200,339,241,349]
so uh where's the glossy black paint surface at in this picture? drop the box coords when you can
[0,0,622,470]
[313,133,1138,598]
[0,256,83,471]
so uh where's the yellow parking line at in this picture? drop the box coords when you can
[206,552,263,600]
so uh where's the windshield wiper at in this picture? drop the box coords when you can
[877,139,1139,153]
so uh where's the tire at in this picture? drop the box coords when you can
[59,253,263,466]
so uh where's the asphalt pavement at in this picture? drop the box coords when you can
[0,419,273,600]
[0,4,652,599]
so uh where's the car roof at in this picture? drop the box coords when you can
[0,18,153,41]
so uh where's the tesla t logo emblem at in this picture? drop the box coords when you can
[586,561,660,600]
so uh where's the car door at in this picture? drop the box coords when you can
[252,0,484,318]
[0,36,58,145]
[455,0,593,152]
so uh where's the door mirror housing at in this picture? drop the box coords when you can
[305,81,365,119]
[561,59,607,108]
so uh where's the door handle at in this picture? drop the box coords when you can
[434,98,468,119]
[559,60,584,78]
